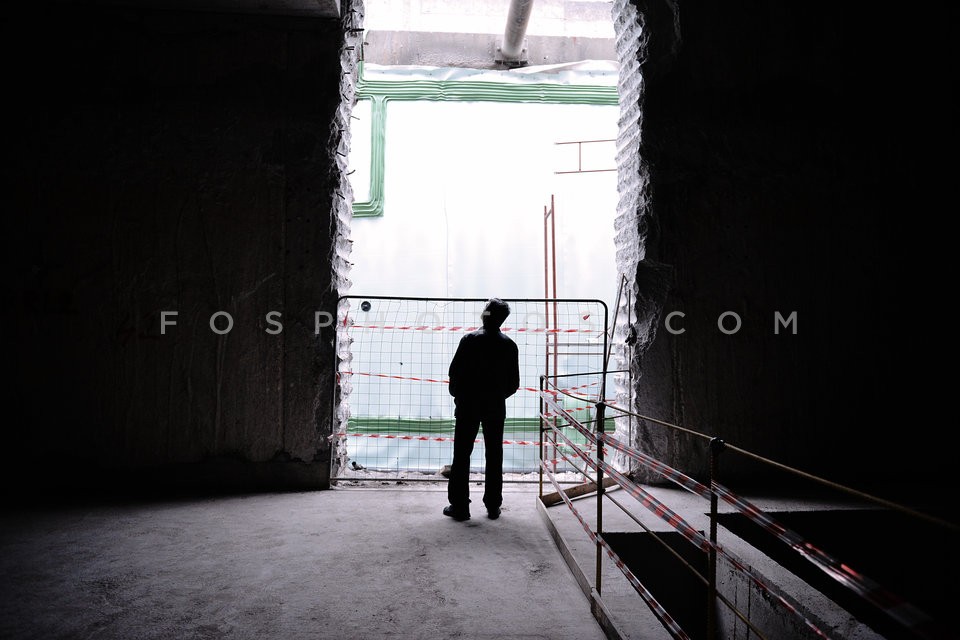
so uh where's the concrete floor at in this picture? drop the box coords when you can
[0,483,607,640]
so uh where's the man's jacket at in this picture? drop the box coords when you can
[448,328,520,402]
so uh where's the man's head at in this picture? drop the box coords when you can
[481,298,510,329]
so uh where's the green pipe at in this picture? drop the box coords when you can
[351,62,619,218]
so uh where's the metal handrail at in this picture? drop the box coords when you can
[601,401,957,532]
[538,372,952,640]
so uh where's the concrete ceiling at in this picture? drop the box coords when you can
[84,0,340,18]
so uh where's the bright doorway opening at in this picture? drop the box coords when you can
[336,1,622,481]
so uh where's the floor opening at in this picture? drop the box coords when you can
[604,531,709,639]
[716,509,957,639]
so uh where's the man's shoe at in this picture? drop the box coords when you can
[443,505,470,521]
[486,507,501,520]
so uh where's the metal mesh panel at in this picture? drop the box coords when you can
[332,296,608,481]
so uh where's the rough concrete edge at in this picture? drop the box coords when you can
[537,496,626,640]
[713,523,887,640]
[590,588,627,640]
[611,0,677,483]
[328,0,365,483]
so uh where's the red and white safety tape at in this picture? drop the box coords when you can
[600,433,711,499]
[600,429,937,637]
[541,458,693,640]
[344,323,603,334]
[331,432,537,446]
[540,390,833,639]
[711,483,936,636]
[339,370,602,398]
[330,431,601,450]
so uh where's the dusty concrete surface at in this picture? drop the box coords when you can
[3,3,348,495]
[615,0,955,487]
[0,484,606,640]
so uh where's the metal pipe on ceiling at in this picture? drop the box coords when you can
[500,0,534,61]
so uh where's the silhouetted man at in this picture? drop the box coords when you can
[443,298,520,521]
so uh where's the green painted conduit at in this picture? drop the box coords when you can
[351,62,619,217]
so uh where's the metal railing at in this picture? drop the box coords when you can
[538,373,957,640]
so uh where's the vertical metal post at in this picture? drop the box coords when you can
[707,437,724,640]
[626,287,634,458]
[595,401,606,596]
[543,204,550,330]
[539,375,545,498]
[549,195,559,393]
[543,202,553,475]
[595,301,609,597]
[604,274,625,373]
[544,196,559,475]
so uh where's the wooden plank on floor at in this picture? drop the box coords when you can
[540,476,618,508]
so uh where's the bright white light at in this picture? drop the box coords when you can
[347,90,619,312]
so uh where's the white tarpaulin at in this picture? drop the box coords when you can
[347,62,620,310]
[341,63,621,473]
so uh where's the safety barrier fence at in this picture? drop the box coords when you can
[538,372,957,640]
[331,295,609,482]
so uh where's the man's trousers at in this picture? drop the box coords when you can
[447,400,505,511]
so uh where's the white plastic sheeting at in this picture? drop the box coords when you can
[341,64,620,474]
[347,62,620,310]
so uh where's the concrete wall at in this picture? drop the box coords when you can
[362,31,615,68]
[714,551,880,640]
[616,1,954,487]
[3,0,952,500]
[360,0,615,69]
[362,0,614,38]
[1,3,355,500]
